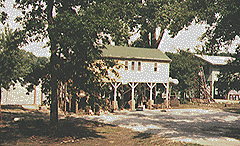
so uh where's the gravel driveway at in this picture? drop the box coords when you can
[81,109,240,146]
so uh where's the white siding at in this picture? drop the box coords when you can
[1,82,46,105]
[107,60,169,83]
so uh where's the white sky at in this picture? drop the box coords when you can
[1,0,238,58]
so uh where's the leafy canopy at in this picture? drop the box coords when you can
[131,0,217,48]
[166,50,206,98]
[0,25,26,90]
[200,0,240,95]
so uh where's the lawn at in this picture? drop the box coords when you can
[0,105,202,146]
[2,102,240,145]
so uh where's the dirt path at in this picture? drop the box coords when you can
[80,109,240,146]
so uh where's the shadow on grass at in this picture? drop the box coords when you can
[0,106,106,145]
[223,108,240,114]
[133,132,152,139]
[2,105,26,110]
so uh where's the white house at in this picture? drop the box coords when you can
[1,82,46,109]
[102,45,171,110]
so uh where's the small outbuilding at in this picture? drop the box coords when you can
[195,54,233,99]
[228,90,240,100]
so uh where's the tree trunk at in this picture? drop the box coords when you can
[150,27,165,49]
[64,83,67,112]
[60,82,63,110]
[34,85,36,105]
[155,28,165,48]
[47,0,58,136]
[49,52,58,136]
[0,87,2,125]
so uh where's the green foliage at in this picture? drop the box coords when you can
[131,0,215,48]
[216,46,240,96]
[166,50,206,98]
[180,99,188,104]
[13,0,139,134]
[201,0,240,96]
[14,0,134,97]
[0,25,26,90]
[201,0,240,54]
[0,0,8,24]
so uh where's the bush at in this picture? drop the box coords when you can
[170,98,180,107]
[180,98,189,104]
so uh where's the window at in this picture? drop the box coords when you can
[138,62,141,71]
[131,61,135,71]
[125,61,128,70]
[154,63,157,72]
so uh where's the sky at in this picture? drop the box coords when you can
[1,0,238,58]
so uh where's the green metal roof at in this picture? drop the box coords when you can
[101,45,171,62]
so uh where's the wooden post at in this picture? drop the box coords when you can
[147,83,156,108]
[211,80,214,100]
[64,83,67,112]
[75,99,78,113]
[166,82,169,108]
[163,82,169,109]
[40,80,43,105]
[34,85,36,105]
[60,82,63,110]
[147,83,156,101]
[0,88,2,125]
[57,81,60,108]
[128,82,138,110]
[69,94,72,112]
[110,82,121,110]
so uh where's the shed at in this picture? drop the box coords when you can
[195,54,234,99]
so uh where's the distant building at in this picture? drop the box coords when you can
[228,90,240,100]
[101,45,171,110]
[195,54,234,99]
[1,82,46,107]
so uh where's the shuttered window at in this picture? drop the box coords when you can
[125,61,128,70]
[154,63,157,72]
[131,61,135,71]
[138,62,141,71]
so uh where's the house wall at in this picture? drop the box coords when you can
[205,65,220,82]
[106,60,170,83]
[1,82,46,105]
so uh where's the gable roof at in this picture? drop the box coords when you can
[101,45,171,62]
[195,54,233,65]
[229,90,240,95]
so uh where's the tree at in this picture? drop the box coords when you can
[166,50,206,99]
[216,46,240,96]
[13,0,136,135]
[0,0,8,24]
[0,25,27,124]
[198,0,240,96]
[131,0,217,48]
[201,0,240,54]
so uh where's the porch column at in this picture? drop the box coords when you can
[166,82,169,108]
[128,82,138,110]
[111,82,121,110]
[147,83,156,108]
[163,82,169,109]
[211,80,215,100]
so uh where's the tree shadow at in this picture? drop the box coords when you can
[223,108,240,114]
[0,106,106,145]
[133,132,152,139]
[2,105,26,110]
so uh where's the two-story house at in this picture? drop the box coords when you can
[101,45,171,110]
